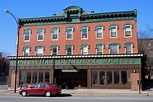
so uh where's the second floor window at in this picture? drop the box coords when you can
[125,44,132,53]
[66,28,73,40]
[96,45,103,54]
[23,47,30,56]
[24,30,31,41]
[66,46,73,55]
[109,44,118,54]
[124,25,132,37]
[36,47,43,56]
[52,29,58,40]
[37,29,44,41]
[82,46,88,55]
[110,26,117,38]
[81,27,88,39]
[96,27,103,39]
[52,47,58,55]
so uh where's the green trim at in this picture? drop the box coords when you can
[51,27,60,32]
[24,28,32,34]
[50,44,60,50]
[95,43,105,49]
[95,24,105,30]
[65,44,74,50]
[66,26,75,32]
[108,42,120,48]
[109,24,119,29]
[35,45,45,51]
[22,45,31,51]
[80,43,90,49]
[124,42,134,48]
[37,28,46,33]
[123,22,134,29]
[80,26,90,31]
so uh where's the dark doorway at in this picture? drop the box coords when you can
[54,69,87,89]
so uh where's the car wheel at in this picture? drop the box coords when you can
[45,91,51,97]
[21,91,27,97]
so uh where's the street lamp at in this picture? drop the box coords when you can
[5,9,20,93]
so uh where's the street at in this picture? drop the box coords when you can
[0,95,153,102]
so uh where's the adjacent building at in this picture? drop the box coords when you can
[7,6,143,90]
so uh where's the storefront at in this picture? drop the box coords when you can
[8,54,143,90]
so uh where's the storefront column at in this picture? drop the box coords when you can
[87,69,92,88]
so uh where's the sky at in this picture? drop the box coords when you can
[0,0,153,56]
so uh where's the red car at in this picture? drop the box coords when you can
[19,83,61,97]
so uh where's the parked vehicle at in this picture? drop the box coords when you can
[19,83,61,97]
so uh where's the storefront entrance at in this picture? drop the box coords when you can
[54,69,87,89]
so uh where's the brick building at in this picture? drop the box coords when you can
[7,6,143,90]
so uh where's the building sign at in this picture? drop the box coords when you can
[9,58,141,67]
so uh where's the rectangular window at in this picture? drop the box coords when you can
[81,27,88,39]
[23,48,30,56]
[96,27,103,39]
[107,71,112,84]
[121,71,127,84]
[37,29,44,41]
[92,71,98,85]
[126,44,132,53]
[67,46,72,55]
[52,29,58,40]
[26,72,31,83]
[32,71,37,83]
[24,30,30,41]
[110,26,117,38]
[125,25,132,37]
[114,71,120,84]
[20,70,26,84]
[45,72,50,82]
[66,28,73,40]
[110,45,118,54]
[96,45,103,54]
[82,46,88,55]
[39,71,43,82]
[99,71,105,85]
[52,47,57,55]
[36,47,43,56]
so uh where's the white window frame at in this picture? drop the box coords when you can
[124,25,132,37]
[96,45,103,54]
[81,27,88,40]
[66,28,73,40]
[23,47,30,56]
[35,47,44,56]
[66,46,73,55]
[125,44,133,53]
[24,30,31,42]
[51,47,58,55]
[37,29,44,41]
[110,26,117,38]
[52,29,59,40]
[96,27,103,39]
[109,45,119,54]
[82,46,88,55]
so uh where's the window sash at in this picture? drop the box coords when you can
[110,27,117,37]
[52,47,57,55]
[38,30,44,40]
[126,44,132,53]
[36,47,43,56]
[24,48,30,56]
[24,30,30,41]
[82,46,88,55]
[52,29,58,40]
[110,45,118,54]
[97,45,103,54]
[67,46,72,55]
[96,27,102,38]
[82,28,88,39]
[125,26,131,36]
[67,28,73,39]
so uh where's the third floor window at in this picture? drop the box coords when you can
[52,29,58,40]
[37,29,45,41]
[24,29,31,42]
[110,26,117,38]
[66,28,73,40]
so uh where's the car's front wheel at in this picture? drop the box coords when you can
[45,91,51,97]
[21,91,27,97]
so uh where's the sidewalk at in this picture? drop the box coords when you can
[0,89,153,96]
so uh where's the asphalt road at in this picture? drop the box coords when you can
[0,95,153,102]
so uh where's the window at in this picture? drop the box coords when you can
[107,71,112,84]
[52,47,58,55]
[81,27,88,39]
[66,28,73,40]
[45,72,50,82]
[37,29,44,41]
[110,26,117,38]
[52,29,58,40]
[121,71,127,84]
[99,71,105,85]
[24,29,31,41]
[26,72,31,83]
[23,47,30,56]
[67,46,72,55]
[39,71,43,82]
[96,27,103,39]
[124,25,132,37]
[36,47,44,56]
[96,44,103,54]
[109,44,118,54]
[92,71,98,85]
[125,44,132,53]
[114,71,120,84]
[82,46,88,55]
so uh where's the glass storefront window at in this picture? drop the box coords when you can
[20,71,26,84]
[114,71,119,84]
[26,72,31,83]
[107,71,112,84]
[99,71,105,85]
[92,71,98,85]
[121,71,127,84]
[39,71,43,82]
[32,71,37,83]
[45,72,50,83]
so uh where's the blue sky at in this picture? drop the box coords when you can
[0,0,153,56]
